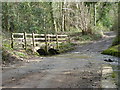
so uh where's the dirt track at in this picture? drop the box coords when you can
[2,31,118,88]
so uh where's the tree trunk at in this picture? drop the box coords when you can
[76,3,80,31]
[54,19,57,33]
[49,2,56,33]
[82,30,88,35]
[2,3,9,32]
[94,3,96,26]
[62,2,66,32]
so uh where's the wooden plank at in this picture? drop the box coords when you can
[35,40,45,42]
[58,37,67,38]
[34,38,45,40]
[26,34,32,38]
[26,37,32,38]
[57,35,67,37]
[58,38,66,40]
[13,38,24,40]
[26,33,32,36]
[58,40,66,42]
[34,34,45,36]
[47,34,56,37]
[58,42,62,43]
[12,33,24,35]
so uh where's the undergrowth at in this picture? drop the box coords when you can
[59,43,76,53]
[72,34,102,41]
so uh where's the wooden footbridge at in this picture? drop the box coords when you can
[11,32,70,53]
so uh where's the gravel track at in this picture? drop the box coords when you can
[2,31,118,88]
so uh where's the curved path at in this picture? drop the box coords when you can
[2,31,118,88]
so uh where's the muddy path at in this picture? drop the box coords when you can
[2,31,118,88]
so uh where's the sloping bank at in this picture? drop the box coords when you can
[58,43,76,53]
[101,45,120,57]
[2,42,76,65]
[101,35,120,57]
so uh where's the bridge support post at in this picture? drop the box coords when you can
[11,33,13,48]
[32,32,35,52]
[68,35,71,43]
[45,33,48,53]
[24,32,27,50]
[56,34,59,49]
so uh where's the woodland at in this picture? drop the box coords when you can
[2,2,119,57]
[1,2,120,88]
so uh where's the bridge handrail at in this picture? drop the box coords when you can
[11,32,70,51]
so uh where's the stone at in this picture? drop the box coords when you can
[104,59,113,62]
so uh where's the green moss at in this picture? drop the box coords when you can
[101,45,120,57]
[112,35,120,46]
[13,52,26,58]
[3,43,13,50]
[111,72,116,78]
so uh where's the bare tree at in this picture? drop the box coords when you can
[77,2,92,35]
[62,2,66,32]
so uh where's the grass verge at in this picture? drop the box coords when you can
[59,43,76,53]
[101,45,120,57]
[102,45,120,57]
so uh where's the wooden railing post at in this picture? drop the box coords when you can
[11,33,13,48]
[45,33,48,52]
[56,34,59,49]
[68,35,71,43]
[24,32,27,50]
[32,32,35,51]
